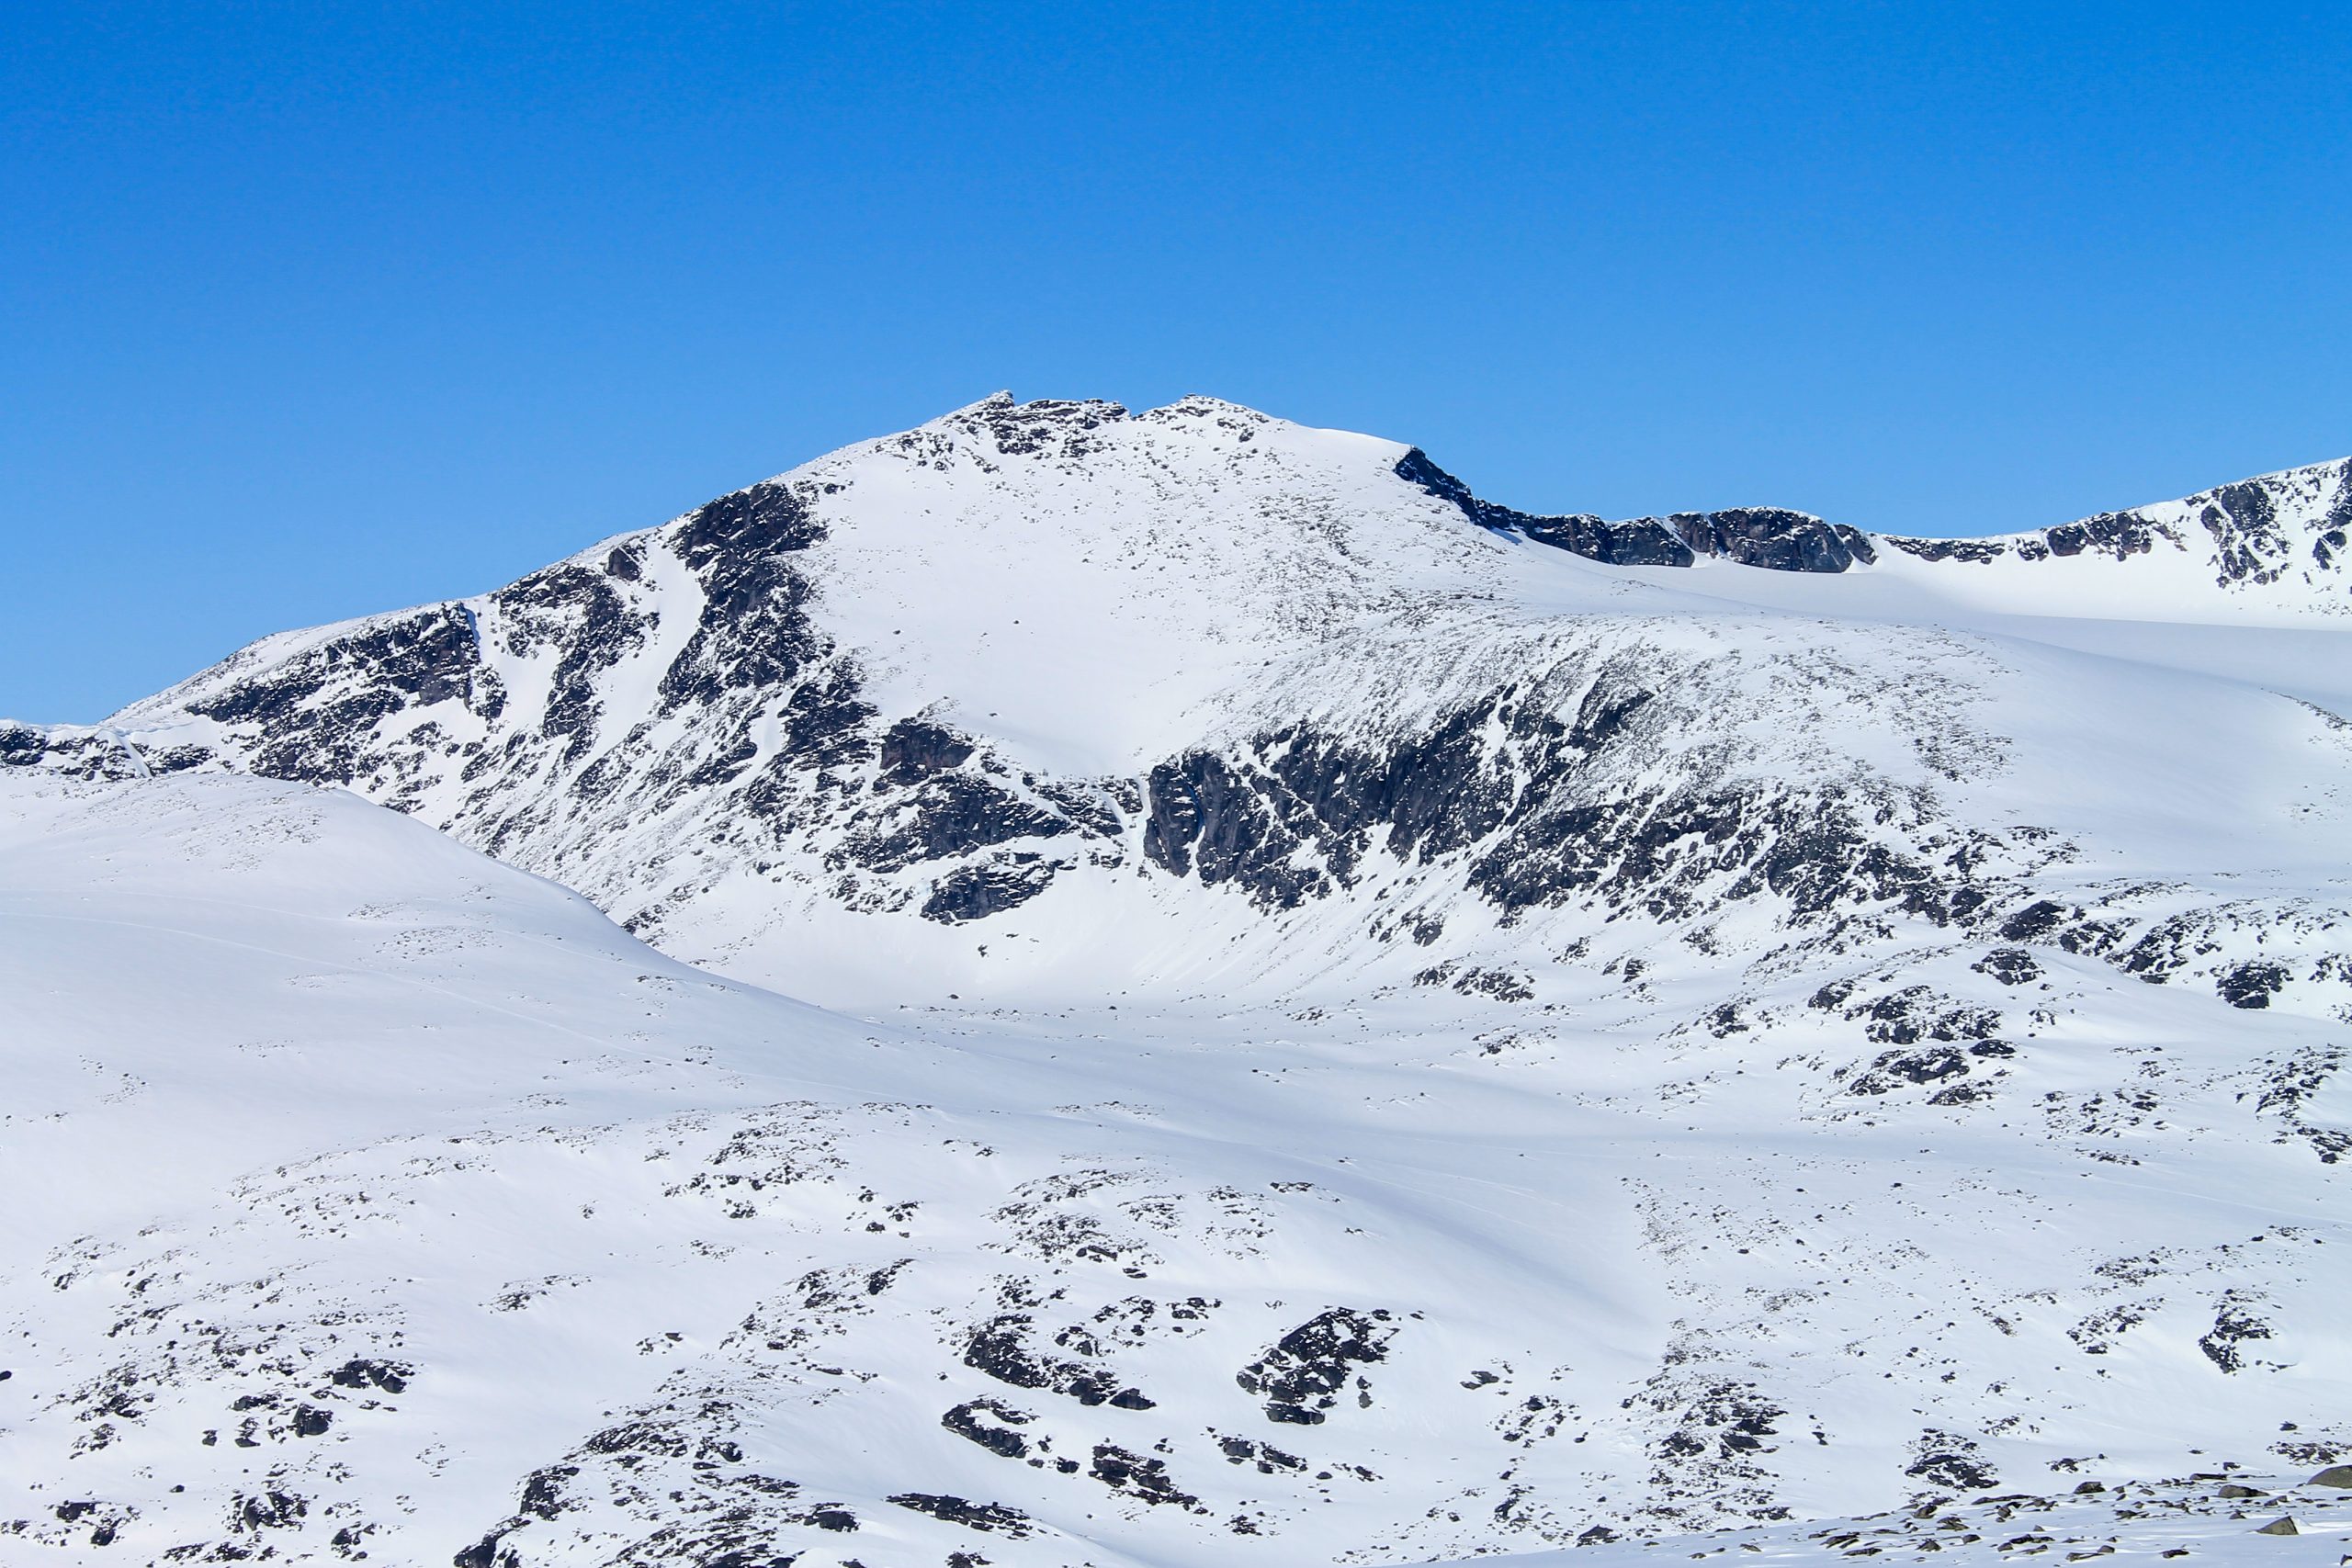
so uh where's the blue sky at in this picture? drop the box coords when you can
[6,2,2349,721]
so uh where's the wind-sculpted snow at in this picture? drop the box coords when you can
[6,394,2352,1563]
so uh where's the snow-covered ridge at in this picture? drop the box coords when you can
[41,391,2349,1010]
[1878,457,2352,587]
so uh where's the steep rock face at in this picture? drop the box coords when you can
[1140,643,2005,927]
[1662,505,1876,571]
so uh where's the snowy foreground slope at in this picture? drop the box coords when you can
[6,771,2351,1568]
[5,394,2352,1565]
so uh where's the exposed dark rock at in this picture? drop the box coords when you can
[452,1524,525,1568]
[1849,1046,1973,1095]
[672,479,827,566]
[1882,536,2011,565]
[838,774,1072,874]
[952,393,1129,458]
[492,562,650,761]
[942,1398,1033,1459]
[1850,986,2003,1046]
[1237,1308,1396,1425]
[1664,508,1877,572]
[189,606,498,785]
[886,1493,1034,1537]
[1997,901,2071,942]
[519,1464,581,1519]
[2199,1300,2274,1372]
[1906,1431,1998,1491]
[2045,511,2167,560]
[582,1419,692,1458]
[658,482,829,710]
[232,1488,309,1531]
[1973,947,2043,987]
[962,1317,1154,1409]
[1089,1443,1201,1508]
[2217,961,2289,1010]
[879,718,977,783]
[1216,1434,1308,1473]
[1396,451,1874,571]
[1882,463,2352,581]
[1396,448,1694,567]
[328,1358,412,1394]
[1654,1383,1783,1463]
[1833,987,2016,1099]
[921,855,1058,924]
[0,723,46,767]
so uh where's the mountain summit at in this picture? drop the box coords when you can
[48,392,2352,1006]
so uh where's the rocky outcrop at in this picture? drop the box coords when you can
[1395,450,1874,571]
[1882,456,2352,594]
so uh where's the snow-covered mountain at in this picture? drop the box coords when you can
[4,394,2350,1566]
[56,393,2352,1008]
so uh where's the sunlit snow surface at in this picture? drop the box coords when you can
[5,396,2351,1564]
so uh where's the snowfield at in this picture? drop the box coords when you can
[3,394,2349,1565]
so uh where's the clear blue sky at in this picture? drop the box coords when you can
[6,3,2348,721]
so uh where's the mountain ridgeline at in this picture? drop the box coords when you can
[20,393,2349,1017]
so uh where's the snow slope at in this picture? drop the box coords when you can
[1442,1470,2352,1567]
[5,395,2351,1564]
[6,762,2350,1567]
